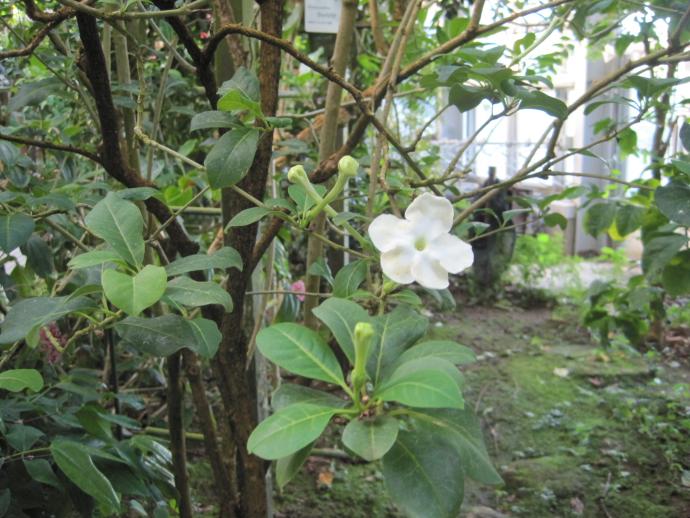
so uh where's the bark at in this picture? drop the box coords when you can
[212,0,284,516]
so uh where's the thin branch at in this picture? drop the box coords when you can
[0,133,102,164]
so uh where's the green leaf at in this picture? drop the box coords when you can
[185,317,223,358]
[21,234,53,277]
[584,202,617,237]
[396,340,476,367]
[382,430,464,518]
[543,212,568,230]
[218,67,260,101]
[204,127,260,189]
[51,440,120,514]
[190,111,238,131]
[0,213,34,253]
[115,315,220,358]
[217,90,262,117]
[376,358,464,409]
[332,260,368,298]
[165,277,233,311]
[165,246,242,276]
[5,424,44,450]
[276,442,314,490]
[225,206,271,228]
[102,265,167,316]
[410,408,502,485]
[24,459,63,490]
[342,415,399,462]
[271,383,348,411]
[248,403,338,460]
[84,192,145,267]
[615,205,645,237]
[662,250,690,296]
[367,306,428,385]
[0,296,95,345]
[312,297,371,363]
[655,182,690,226]
[642,234,686,276]
[515,88,568,119]
[116,187,163,201]
[0,369,44,392]
[448,83,490,112]
[288,184,327,213]
[306,256,333,285]
[256,323,345,386]
[68,249,125,269]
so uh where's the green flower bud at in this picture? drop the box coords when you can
[287,165,309,184]
[338,155,359,178]
[352,322,374,395]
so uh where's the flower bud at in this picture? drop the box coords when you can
[287,165,309,184]
[352,322,374,395]
[338,155,359,178]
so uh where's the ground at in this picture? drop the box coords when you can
[189,292,690,517]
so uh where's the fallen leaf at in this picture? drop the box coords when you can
[570,496,584,515]
[553,367,570,378]
[317,469,334,489]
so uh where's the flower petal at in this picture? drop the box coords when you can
[368,214,411,253]
[411,254,449,290]
[405,193,454,239]
[428,233,474,274]
[380,246,415,284]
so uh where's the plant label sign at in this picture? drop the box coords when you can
[304,0,341,34]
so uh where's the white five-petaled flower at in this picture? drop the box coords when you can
[368,193,474,290]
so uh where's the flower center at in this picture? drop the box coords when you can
[414,237,427,251]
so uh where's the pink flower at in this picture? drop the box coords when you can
[200,31,210,40]
[290,280,306,302]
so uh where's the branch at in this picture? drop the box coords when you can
[0,18,65,59]
[0,133,102,164]
[76,12,200,257]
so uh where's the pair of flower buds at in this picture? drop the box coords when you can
[288,156,474,290]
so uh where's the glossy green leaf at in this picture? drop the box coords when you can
[102,265,167,316]
[204,127,260,189]
[396,340,476,367]
[256,323,345,386]
[51,440,120,514]
[165,277,233,311]
[84,192,145,267]
[247,403,338,460]
[24,459,63,490]
[448,83,490,112]
[376,358,464,409]
[225,207,271,228]
[410,408,502,485]
[332,260,368,298]
[655,182,690,226]
[382,430,464,518]
[367,306,428,385]
[642,234,686,276]
[218,67,260,101]
[0,369,44,392]
[0,213,34,253]
[115,315,221,358]
[312,297,371,363]
[5,424,44,450]
[68,249,125,269]
[276,442,313,490]
[190,111,238,131]
[514,87,567,119]
[0,296,95,345]
[22,234,53,277]
[342,415,399,462]
[271,383,348,411]
[165,246,242,276]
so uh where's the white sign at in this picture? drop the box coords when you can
[304,0,341,34]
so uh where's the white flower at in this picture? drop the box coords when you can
[368,193,474,290]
